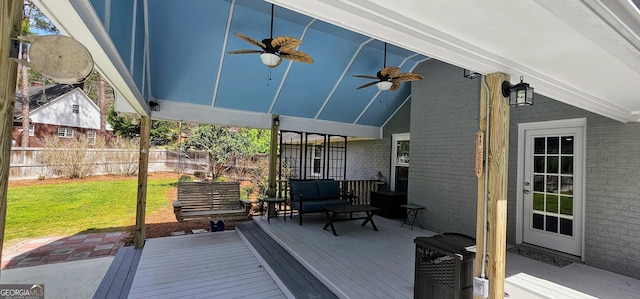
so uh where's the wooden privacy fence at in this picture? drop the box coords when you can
[9,148,209,180]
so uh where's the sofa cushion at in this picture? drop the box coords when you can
[290,180,318,202]
[291,199,350,212]
[316,180,341,200]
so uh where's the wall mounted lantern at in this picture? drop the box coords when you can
[502,76,534,106]
[273,116,280,126]
[463,69,481,79]
[149,101,160,111]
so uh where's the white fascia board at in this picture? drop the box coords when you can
[151,100,382,139]
[279,115,382,139]
[114,91,138,115]
[33,0,149,116]
[270,0,638,122]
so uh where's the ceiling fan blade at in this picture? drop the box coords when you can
[394,73,424,82]
[353,75,379,79]
[356,81,380,89]
[233,32,266,49]
[227,49,263,54]
[380,66,400,78]
[390,80,401,91]
[271,36,301,50]
[280,50,314,64]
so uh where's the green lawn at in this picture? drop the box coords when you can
[6,177,176,241]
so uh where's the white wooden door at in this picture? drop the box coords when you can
[521,125,584,256]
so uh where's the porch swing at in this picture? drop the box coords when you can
[171,122,250,223]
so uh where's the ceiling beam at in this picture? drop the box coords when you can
[151,100,382,138]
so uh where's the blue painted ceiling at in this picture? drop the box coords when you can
[96,0,428,131]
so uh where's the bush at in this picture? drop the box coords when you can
[193,171,207,179]
[104,137,139,176]
[40,136,96,178]
[178,175,193,182]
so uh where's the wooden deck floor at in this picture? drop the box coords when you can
[254,213,434,298]
[94,246,143,299]
[236,221,337,298]
[255,213,640,299]
[122,212,640,299]
[127,231,285,299]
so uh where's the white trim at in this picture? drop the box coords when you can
[212,0,236,107]
[390,133,410,191]
[129,0,137,75]
[33,0,149,116]
[104,0,111,32]
[270,0,638,122]
[315,38,374,119]
[143,0,151,102]
[270,19,316,114]
[381,94,410,128]
[516,118,586,260]
[151,100,382,138]
[354,54,419,125]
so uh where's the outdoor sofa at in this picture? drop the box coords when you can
[288,179,356,225]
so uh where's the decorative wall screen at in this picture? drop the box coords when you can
[279,131,347,181]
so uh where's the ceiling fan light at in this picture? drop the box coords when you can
[376,81,393,90]
[260,52,281,67]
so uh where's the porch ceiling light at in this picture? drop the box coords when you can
[502,76,534,106]
[376,81,393,91]
[260,52,281,67]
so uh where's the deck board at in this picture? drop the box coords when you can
[93,246,143,299]
[254,213,436,298]
[125,213,640,299]
[236,221,338,299]
[127,231,285,299]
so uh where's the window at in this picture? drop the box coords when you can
[312,145,322,175]
[88,130,96,145]
[391,133,410,192]
[28,125,34,136]
[58,127,74,138]
[72,104,79,113]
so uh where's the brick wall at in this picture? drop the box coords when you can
[12,123,112,147]
[346,99,411,182]
[410,59,480,237]
[411,59,640,279]
[509,95,640,278]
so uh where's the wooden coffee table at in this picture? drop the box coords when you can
[322,205,381,236]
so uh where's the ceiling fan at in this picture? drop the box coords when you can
[353,43,423,91]
[227,4,313,68]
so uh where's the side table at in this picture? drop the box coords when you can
[262,198,286,223]
[400,204,425,230]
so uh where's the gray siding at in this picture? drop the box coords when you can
[410,59,640,279]
[409,60,480,237]
[346,99,411,181]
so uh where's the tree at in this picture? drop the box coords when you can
[106,107,139,139]
[98,75,106,136]
[239,128,270,154]
[184,125,253,179]
[17,1,58,147]
[106,107,177,146]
